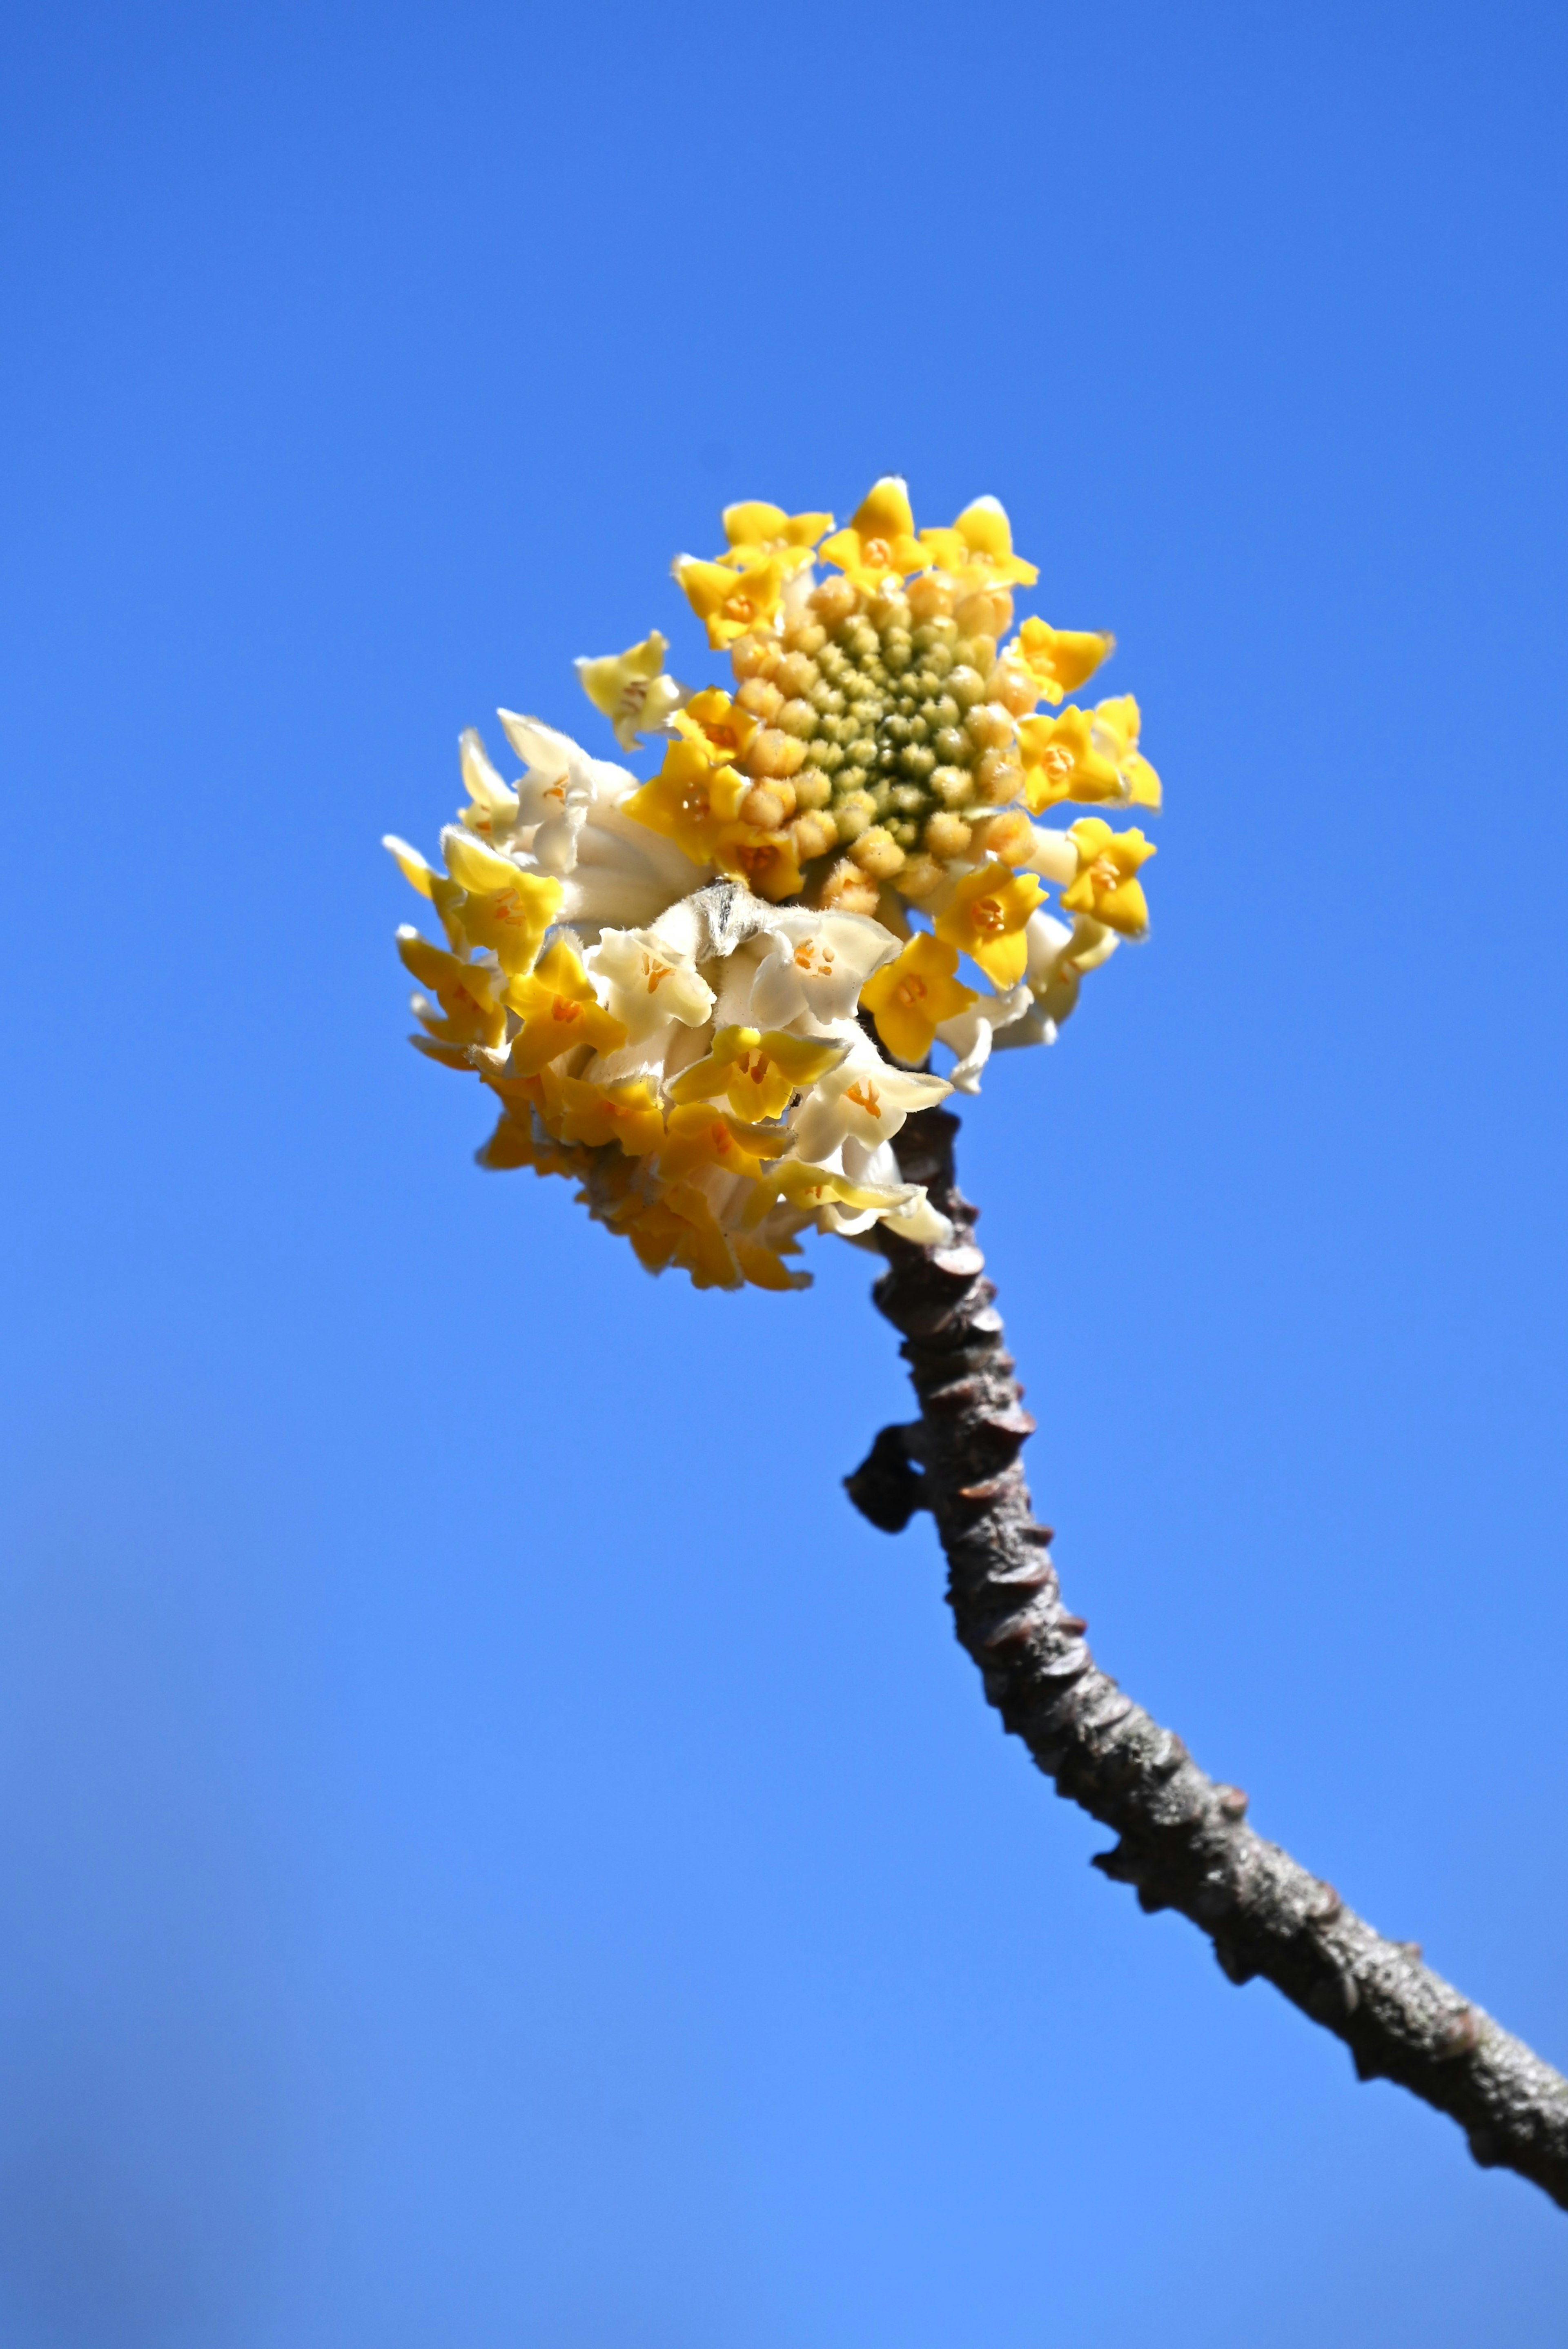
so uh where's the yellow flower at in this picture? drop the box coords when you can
[919,495,1039,588]
[575,631,683,750]
[439,828,564,975]
[1016,707,1123,813]
[818,477,931,590]
[720,501,834,575]
[395,927,509,1052]
[552,1075,666,1155]
[860,933,978,1065]
[1013,616,1116,706]
[621,736,749,866]
[712,822,804,903]
[669,1026,847,1122]
[503,940,628,1075]
[1091,695,1162,810]
[1060,818,1156,937]
[674,553,784,647]
[383,833,467,942]
[933,861,1046,988]
[766,1160,917,1218]
[476,1100,590,1178]
[654,1102,775,1187]
[670,685,760,767]
[730,1236,809,1291]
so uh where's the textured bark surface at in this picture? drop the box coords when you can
[850,1105,1568,2211]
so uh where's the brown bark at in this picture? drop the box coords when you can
[848,1106,1568,2211]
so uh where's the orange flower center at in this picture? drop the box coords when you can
[971,895,1007,935]
[844,1080,882,1118]
[894,975,927,1006]
[862,536,891,568]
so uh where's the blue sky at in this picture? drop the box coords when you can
[2,1,1566,2340]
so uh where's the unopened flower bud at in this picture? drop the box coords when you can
[730,633,781,681]
[925,811,973,859]
[907,572,955,623]
[972,809,1035,864]
[809,576,858,626]
[820,857,881,915]
[850,826,907,880]
[737,678,784,723]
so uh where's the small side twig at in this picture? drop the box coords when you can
[850,1106,1568,2211]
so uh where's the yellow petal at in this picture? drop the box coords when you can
[851,476,916,541]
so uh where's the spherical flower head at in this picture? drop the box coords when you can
[381,474,1165,1291]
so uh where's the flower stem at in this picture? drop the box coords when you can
[850,1107,1568,2211]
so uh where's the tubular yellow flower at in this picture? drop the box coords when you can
[575,632,683,750]
[860,933,978,1066]
[919,496,1039,589]
[670,1026,847,1123]
[655,1102,775,1187]
[934,862,1047,988]
[1090,695,1162,810]
[396,927,509,1053]
[552,1075,666,1155]
[721,502,834,574]
[1014,616,1116,705]
[503,941,628,1075]
[438,830,563,976]
[383,472,1166,1289]
[712,823,803,903]
[674,554,784,647]
[622,737,749,866]
[818,477,931,590]
[1017,707,1123,813]
[1061,818,1157,937]
[670,686,760,766]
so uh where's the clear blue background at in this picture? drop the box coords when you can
[2,2,1565,2340]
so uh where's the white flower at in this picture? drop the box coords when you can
[788,1046,951,1162]
[585,927,715,1044]
[935,981,1034,1093]
[495,710,601,872]
[457,728,521,836]
[991,911,1119,1048]
[746,908,902,1032]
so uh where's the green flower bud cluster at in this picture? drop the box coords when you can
[744,589,1021,882]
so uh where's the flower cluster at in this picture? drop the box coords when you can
[384,479,1161,1290]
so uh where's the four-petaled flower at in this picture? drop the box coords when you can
[439,828,563,975]
[503,940,628,1075]
[747,910,901,1031]
[933,860,1047,988]
[585,928,716,1042]
[788,1049,952,1161]
[1013,616,1116,706]
[622,737,748,866]
[674,553,785,647]
[918,495,1040,590]
[575,632,684,751]
[1061,818,1156,937]
[670,1026,848,1123]
[818,477,932,591]
[1018,696,1161,815]
[860,932,978,1066]
[719,502,834,576]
